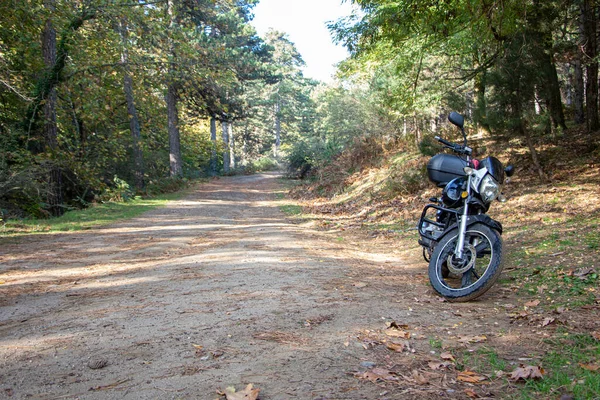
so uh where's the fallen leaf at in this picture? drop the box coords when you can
[441,352,455,361]
[554,307,566,314]
[192,344,203,349]
[387,321,409,330]
[574,267,594,277]
[592,332,600,341]
[458,335,487,344]
[357,368,397,383]
[428,361,453,370]
[457,370,487,383]
[541,317,555,327]
[385,328,410,339]
[223,384,260,400]
[411,369,429,385]
[537,285,548,294]
[353,282,367,288]
[579,363,600,371]
[525,300,540,307]
[386,341,407,353]
[510,365,545,381]
[464,388,479,398]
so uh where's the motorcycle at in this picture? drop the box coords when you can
[417,112,514,302]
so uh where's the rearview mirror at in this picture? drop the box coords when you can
[448,112,464,129]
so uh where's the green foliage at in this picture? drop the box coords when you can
[520,334,600,399]
[249,156,280,172]
[101,176,134,203]
[0,192,183,237]
[385,160,428,196]
[418,135,441,157]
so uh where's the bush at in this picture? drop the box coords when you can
[101,176,135,202]
[286,141,316,178]
[419,135,442,156]
[385,158,428,196]
[250,156,281,172]
[144,176,189,196]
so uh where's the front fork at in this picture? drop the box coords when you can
[454,172,472,259]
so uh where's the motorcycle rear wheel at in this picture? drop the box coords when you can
[428,223,503,302]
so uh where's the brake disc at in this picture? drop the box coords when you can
[447,244,476,274]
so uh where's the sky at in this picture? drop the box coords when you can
[250,0,356,83]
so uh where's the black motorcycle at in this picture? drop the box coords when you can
[417,112,514,302]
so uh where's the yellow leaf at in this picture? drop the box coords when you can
[223,384,260,400]
[457,370,487,383]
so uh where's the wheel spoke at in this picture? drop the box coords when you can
[471,268,480,279]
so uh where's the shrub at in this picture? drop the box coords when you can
[251,156,280,172]
[101,176,135,202]
[385,158,428,196]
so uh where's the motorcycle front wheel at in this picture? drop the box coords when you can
[428,223,503,302]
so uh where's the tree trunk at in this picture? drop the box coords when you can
[167,84,182,177]
[210,117,217,176]
[166,0,182,177]
[273,101,281,159]
[222,120,230,173]
[229,122,235,170]
[473,55,490,134]
[42,0,63,216]
[574,59,585,124]
[582,0,599,131]
[529,0,567,131]
[516,80,548,182]
[119,19,144,190]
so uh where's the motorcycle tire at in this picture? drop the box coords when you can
[428,223,503,302]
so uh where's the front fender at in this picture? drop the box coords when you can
[439,214,503,241]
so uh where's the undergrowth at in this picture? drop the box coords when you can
[0,190,187,237]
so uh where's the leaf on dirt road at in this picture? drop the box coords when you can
[410,369,429,385]
[457,370,487,383]
[220,384,260,400]
[428,361,453,370]
[510,365,545,381]
[357,368,398,383]
[541,317,555,327]
[385,324,410,339]
[458,335,487,344]
[579,363,600,371]
[591,331,600,341]
[524,300,540,307]
[386,341,408,353]
[440,352,455,361]
[353,282,367,288]
[464,388,480,398]
[386,321,409,330]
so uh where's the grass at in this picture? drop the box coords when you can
[504,215,599,309]
[0,191,184,237]
[279,204,303,216]
[518,334,600,399]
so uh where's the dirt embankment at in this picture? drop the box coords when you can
[1,173,594,399]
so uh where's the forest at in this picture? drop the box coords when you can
[0,0,599,218]
[1,1,600,398]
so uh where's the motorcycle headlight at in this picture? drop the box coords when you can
[479,175,500,203]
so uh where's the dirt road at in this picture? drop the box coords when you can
[1,174,524,399]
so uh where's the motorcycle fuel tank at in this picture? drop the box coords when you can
[427,154,469,187]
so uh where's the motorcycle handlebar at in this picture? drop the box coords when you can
[434,136,454,147]
[435,136,472,156]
